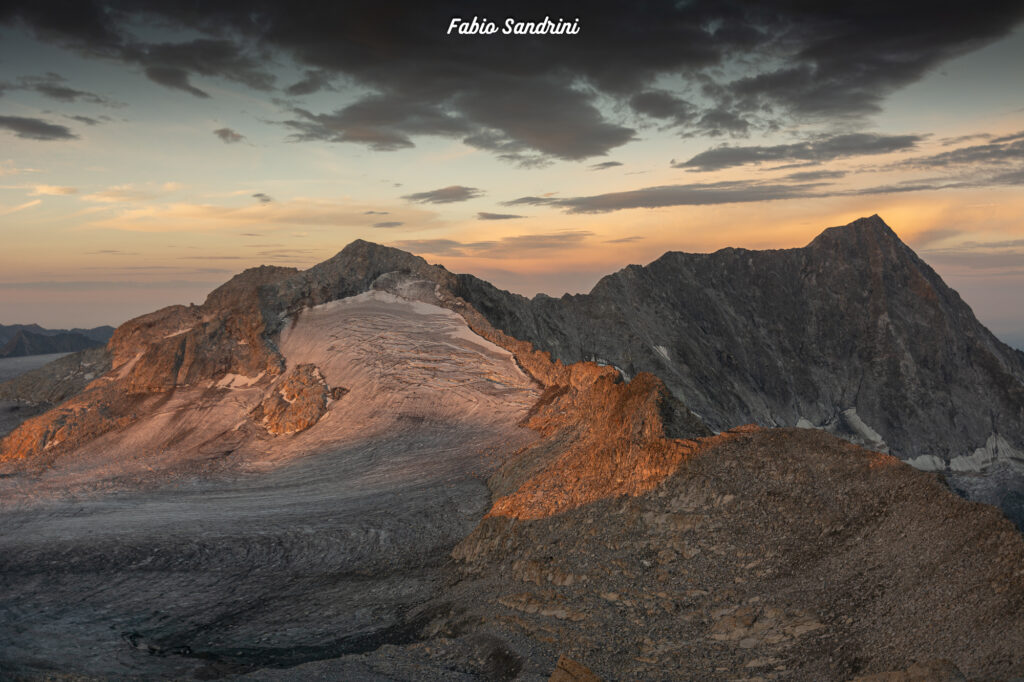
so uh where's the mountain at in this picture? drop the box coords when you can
[452,215,1024,518]
[0,216,1023,680]
[0,323,47,344]
[0,323,114,358]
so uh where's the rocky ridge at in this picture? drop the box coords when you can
[450,216,1024,474]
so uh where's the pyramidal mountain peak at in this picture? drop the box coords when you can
[1,215,1023,680]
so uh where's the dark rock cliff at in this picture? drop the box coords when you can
[452,215,1024,467]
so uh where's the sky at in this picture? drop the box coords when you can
[0,2,1023,349]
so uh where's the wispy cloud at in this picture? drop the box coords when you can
[675,133,924,171]
[0,199,42,215]
[505,180,831,213]
[214,127,246,143]
[29,185,77,196]
[13,73,121,106]
[0,160,39,176]
[402,185,484,204]
[80,198,438,232]
[0,115,77,141]
[477,212,523,220]
[394,231,594,258]
[81,183,178,203]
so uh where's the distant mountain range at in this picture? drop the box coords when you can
[0,323,114,358]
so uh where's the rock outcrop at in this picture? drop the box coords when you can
[250,363,344,435]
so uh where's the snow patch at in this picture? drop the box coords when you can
[949,434,1024,473]
[113,352,143,379]
[841,408,888,453]
[905,455,945,472]
[216,372,265,389]
[588,355,630,382]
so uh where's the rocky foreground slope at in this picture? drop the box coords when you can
[1,216,1023,680]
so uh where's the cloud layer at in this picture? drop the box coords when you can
[4,1,1021,162]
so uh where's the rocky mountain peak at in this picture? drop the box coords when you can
[806,213,908,257]
[202,264,299,311]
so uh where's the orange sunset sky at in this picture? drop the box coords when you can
[1,2,1023,348]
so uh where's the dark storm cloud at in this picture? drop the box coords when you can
[630,90,697,126]
[477,212,523,220]
[3,1,1023,161]
[252,192,272,203]
[677,133,924,171]
[453,77,635,160]
[128,39,275,91]
[696,108,750,136]
[394,231,594,257]
[0,115,77,140]
[13,72,117,105]
[214,127,245,143]
[402,185,483,204]
[144,66,209,98]
[373,221,403,228]
[282,97,471,150]
[285,69,335,96]
[589,161,622,171]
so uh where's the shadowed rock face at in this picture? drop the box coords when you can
[451,216,1024,468]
